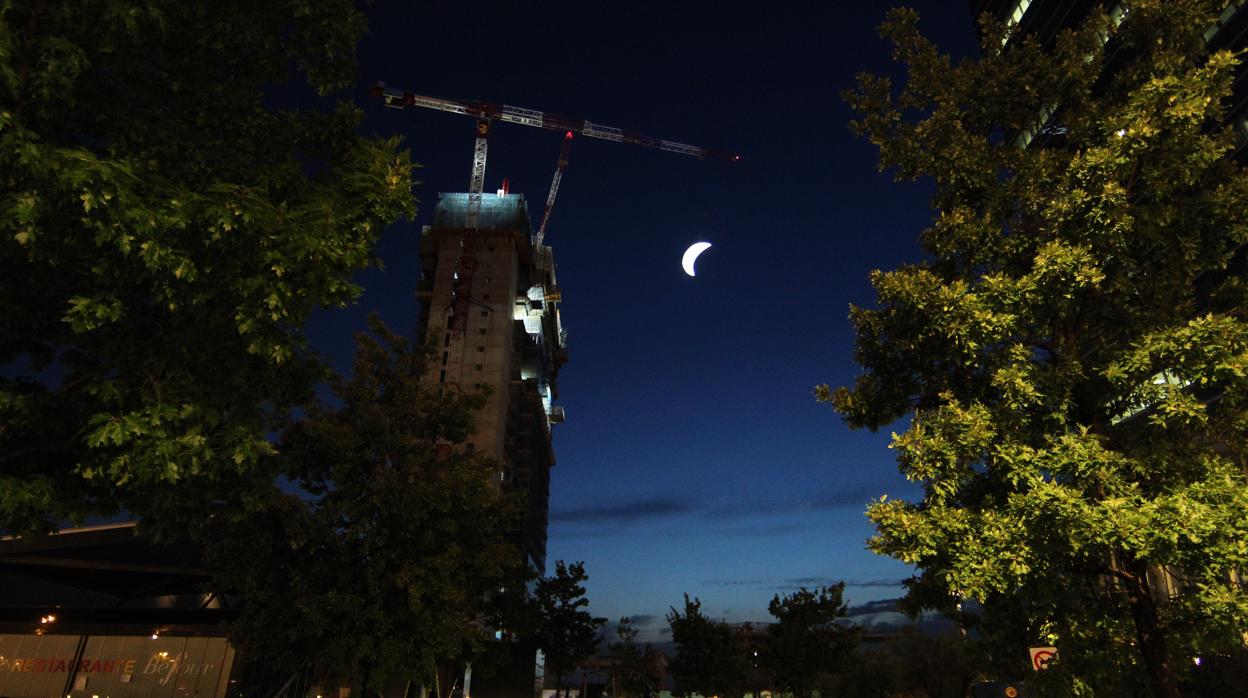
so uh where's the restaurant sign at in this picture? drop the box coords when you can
[0,634,235,698]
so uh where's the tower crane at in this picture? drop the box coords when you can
[371,82,736,341]
[373,82,737,243]
[373,83,740,163]
[534,130,574,248]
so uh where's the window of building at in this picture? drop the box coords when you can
[439,370,446,383]
[479,328,487,335]
[446,315,455,329]
[475,364,483,371]
[441,352,449,365]
[483,293,490,300]
[1205,2,1239,42]
[477,346,485,353]
[480,310,488,317]
[1009,0,1031,24]
[1000,0,1032,45]
[444,334,451,347]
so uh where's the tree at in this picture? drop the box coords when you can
[825,2,1248,696]
[206,316,520,694]
[609,617,660,698]
[666,594,748,698]
[824,628,972,698]
[534,560,606,698]
[0,0,414,538]
[764,584,857,698]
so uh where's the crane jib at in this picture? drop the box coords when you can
[373,82,737,160]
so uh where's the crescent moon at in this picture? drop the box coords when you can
[681,241,713,277]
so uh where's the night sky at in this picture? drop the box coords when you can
[310,1,981,639]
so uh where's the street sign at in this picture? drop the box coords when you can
[1029,647,1057,671]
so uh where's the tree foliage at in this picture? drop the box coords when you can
[823,628,972,698]
[608,617,660,698]
[535,560,606,698]
[0,0,415,538]
[666,594,748,698]
[827,2,1248,696]
[207,316,519,693]
[764,584,857,698]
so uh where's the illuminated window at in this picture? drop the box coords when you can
[1111,3,1130,29]
[1001,0,1032,44]
[1016,102,1056,148]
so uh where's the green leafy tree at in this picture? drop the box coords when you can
[535,560,606,698]
[666,594,748,698]
[0,0,414,538]
[207,316,519,694]
[764,584,858,698]
[826,2,1248,696]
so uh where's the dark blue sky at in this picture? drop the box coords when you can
[311,1,980,638]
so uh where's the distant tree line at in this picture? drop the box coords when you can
[663,584,864,698]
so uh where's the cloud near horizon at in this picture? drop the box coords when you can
[550,497,695,523]
[701,576,908,590]
[551,486,899,528]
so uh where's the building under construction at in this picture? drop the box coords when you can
[416,191,567,573]
[375,85,735,571]
[376,82,734,698]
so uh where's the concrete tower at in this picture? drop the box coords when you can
[416,191,567,573]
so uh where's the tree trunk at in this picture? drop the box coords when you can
[1127,566,1182,698]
